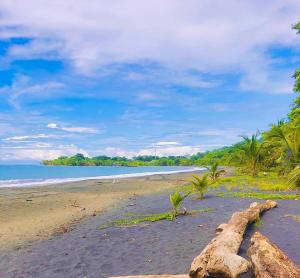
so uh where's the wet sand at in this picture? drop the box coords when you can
[1,186,299,278]
[0,172,193,251]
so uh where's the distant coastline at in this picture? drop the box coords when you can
[42,153,205,166]
[41,143,243,167]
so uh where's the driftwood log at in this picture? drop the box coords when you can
[108,274,189,278]
[189,200,277,278]
[248,232,300,278]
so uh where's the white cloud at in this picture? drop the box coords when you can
[47,123,58,129]
[154,141,180,146]
[61,127,99,133]
[126,68,218,89]
[3,133,53,141]
[0,75,64,107]
[47,122,99,134]
[0,144,89,161]
[102,147,135,158]
[101,145,200,157]
[0,0,299,93]
[138,146,201,157]
[239,66,295,94]
[195,129,241,138]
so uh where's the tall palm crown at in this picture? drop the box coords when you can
[265,120,300,166]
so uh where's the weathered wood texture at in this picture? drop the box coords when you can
[189,200,277,278]
[108,275,188,278]
[248,232,300,278]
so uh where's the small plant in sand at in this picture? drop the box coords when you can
[209,162,226,183]
[169,191,191,219]
[99,188,212,229]
[191,174,209,200]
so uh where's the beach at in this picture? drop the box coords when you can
[0,172,193,251]
[0,171,299,277]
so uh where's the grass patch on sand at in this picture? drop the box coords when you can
[179,172,294,193]
[286,214,300,222]
[217,191,300,200]
[213,172,292,191]
[99,208,212,229]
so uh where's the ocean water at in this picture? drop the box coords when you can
[0,165,203,188]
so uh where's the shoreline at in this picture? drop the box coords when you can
[0,166,204,188]
[0,171,197,251]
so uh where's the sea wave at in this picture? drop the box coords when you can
[0,167,205,188]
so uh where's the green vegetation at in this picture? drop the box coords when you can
[191,174,209,199]
[288,215,300,222]
[100,208,212,229]
[100,212,174,228]
[214,173,291,191]
[254,217,263,227]
[288,165,300,186]
[208,162,226,182]
[169,191,191,219]
[240,134,262,177]
[217,192,300,200]
[43,153,205,166]
[99,182,215,229]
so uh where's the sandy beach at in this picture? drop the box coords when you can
[0,182,299,277]
[0,171,299,278]
[0,172,192,251]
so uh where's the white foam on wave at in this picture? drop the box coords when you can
[0,167,205,188]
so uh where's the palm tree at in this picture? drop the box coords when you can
[241,134,262,176]
[288,165,300,187]
[169,191,190,219]
[191,174,209,199]
[209,162,226,182]
[265,120,300,166]
[265,120,300,186]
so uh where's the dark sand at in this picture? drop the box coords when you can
[1,188,299,278]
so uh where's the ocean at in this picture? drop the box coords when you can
[0,165,203,188]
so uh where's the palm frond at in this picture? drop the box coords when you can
[288,165,300,187]
[169,191,190,214]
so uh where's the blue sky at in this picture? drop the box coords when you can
[0,0,300,162]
